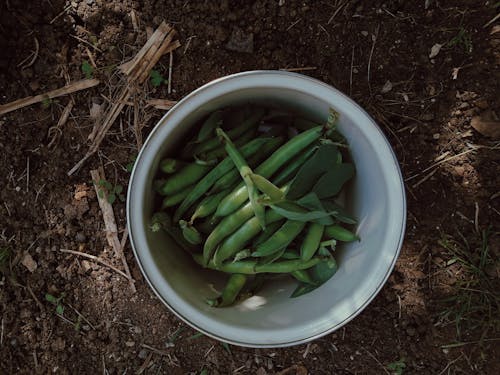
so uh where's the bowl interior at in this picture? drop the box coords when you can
[128,72,405,347]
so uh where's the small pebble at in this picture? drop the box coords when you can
[125,341,135,347]
[75,232,86,243]
[138,349,148,359]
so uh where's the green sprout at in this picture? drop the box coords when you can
[150,69,167,87]
[81,60,94,79]
[97,179,125,205]
[45,292,65,315]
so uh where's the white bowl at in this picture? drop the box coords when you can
[127,71,406,347]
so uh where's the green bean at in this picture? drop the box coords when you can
[192,253,256,274]
[210,136,284,193]
[254,257,322,273]
[196,217,219,234]
[191,108,265,156]
[203,202,254,263]
[290,270,316,285]
[159,158,185,174]
[216,127,265,228]
[258,247,286,266]
[250,173,284,201]
[252,219,284,247]
[173,137,271,222]
[196,110,223,143]
[300,222,325,261]
[202,127,256,161]
[159,163,210,196]
[212,209,283,266]
[161,188,192,209]
[215,125,326,217]
[189,189,230,223]
[272,146,317,186]
[281,250,301,260]
[150,212,196,253]
[251,220,305,258]
[207,274,247,307]
[193,254,324,274]
[179,220,203,245]
[324,224,359,242]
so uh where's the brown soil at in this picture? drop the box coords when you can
[1,1,499,374]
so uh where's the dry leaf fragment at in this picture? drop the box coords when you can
[471,114,500,139]
[429,43,443,58]
[21,253,37,272]
[381,80,393,93]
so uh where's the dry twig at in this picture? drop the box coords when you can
[69,22,180,175]
[59,248,130,280]
[0,79,99,116]
[90,168,136,292]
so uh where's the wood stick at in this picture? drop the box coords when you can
[123,21,170,76]
[59,248,129,280]
[90,168,136,292]
[0,78,99,115]
[136,29,176,84]
[146,98,177,110]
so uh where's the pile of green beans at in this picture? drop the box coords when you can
[150,105,359,307]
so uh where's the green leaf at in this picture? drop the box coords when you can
[45,293,57,303]
[107,193,116,205]
[81,60,94,79]
[199,369,208,375]
[98,190,104,199]
[56,304,64,315]
[286,144,341,200]
[312,163,355,199]
[296,192,325,211]
[114,185,123,194]
[150,69,165,87]
[310,249,338,285]
[290,282,318,298]
[320,200,357,224]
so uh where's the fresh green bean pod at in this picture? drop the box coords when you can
[258,247,286,266]
[250,173,284,201]
[203,203,283,264]
[300,222,325,261]
[150,212,196,253]
[251,220,306,258]
[179,220,203,245]
[324,224,359,242]
[272,146,317,186]
[173,137,272,222]
[189,189,230,223]
[159,163,210,196]
[207,274,247,307]
[254,257,322,273]
[159,158,185,174]
[192,254,257,274]
[161,188,192,209]
[211,209,283,266]
[216,127,265,229]
[202,127,257,161]
[215,125,326,217]
[196,110,223,143]
[252,219,284,247]
[191,108,265,156]
[210,136,284,193]
[193,254,324,274]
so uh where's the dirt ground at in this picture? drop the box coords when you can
[1,0,499,374]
